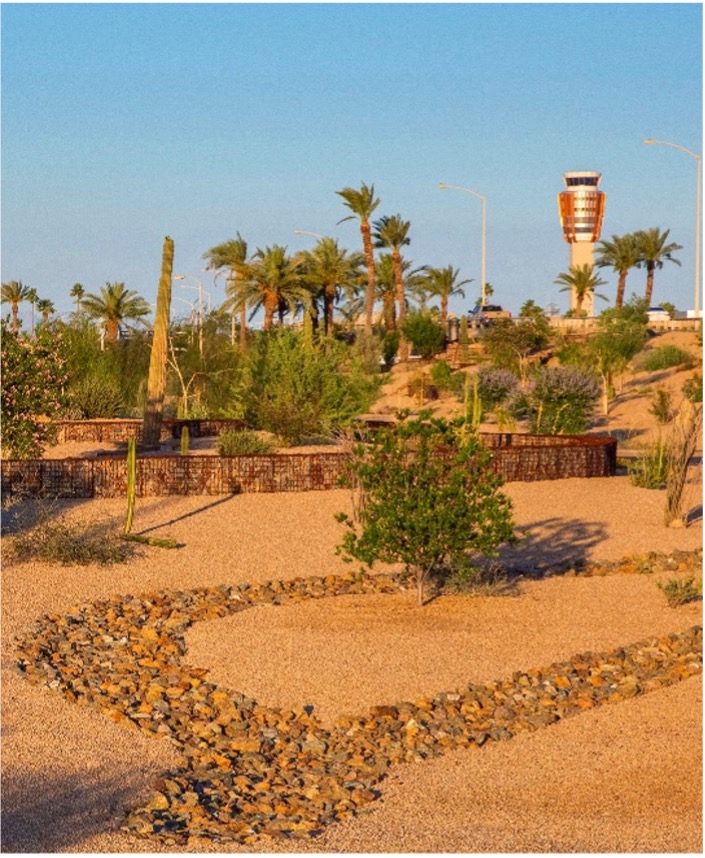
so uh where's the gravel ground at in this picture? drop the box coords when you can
[2,478,702,853]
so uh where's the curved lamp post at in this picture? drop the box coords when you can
[643,138,702,316]
[439,182,487,305]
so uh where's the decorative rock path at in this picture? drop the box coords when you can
[15,554,703,846]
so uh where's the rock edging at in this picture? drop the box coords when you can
[15,566,702,846]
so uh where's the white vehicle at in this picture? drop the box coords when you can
[646,306,671,323]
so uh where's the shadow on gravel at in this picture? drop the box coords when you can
[498,517,609,579]
[0,768,136,853]
[133,494,237,535]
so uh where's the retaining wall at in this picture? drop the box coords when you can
[1,433,616,498]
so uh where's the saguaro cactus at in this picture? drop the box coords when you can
[141,236,174,448]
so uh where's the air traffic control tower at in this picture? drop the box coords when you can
[557,171,606,316]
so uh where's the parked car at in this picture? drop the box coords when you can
[646,306,671,323]
[470,304,512,323]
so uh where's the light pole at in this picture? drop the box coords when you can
[174,274,211,356]
[643,138,702,316]
[439,182,487,305]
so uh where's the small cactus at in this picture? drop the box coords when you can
[180,425,190,456]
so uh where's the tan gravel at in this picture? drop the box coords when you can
[2,478,702,852]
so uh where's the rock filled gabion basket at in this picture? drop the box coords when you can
[2,420,617,498]
[15,563,702,846]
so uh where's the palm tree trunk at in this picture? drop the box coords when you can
[11,302,19,333]
[440,296,448,330]
[615,270,627,309]
[106,319,120,343]
[645,265,655,306]
[141,236,174,448]
[324,286,335,337]
[361,220,375,335]
[263,294,277,332]
[393,250,409,360]
[239,305,247,352]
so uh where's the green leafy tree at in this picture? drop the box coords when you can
[336,412,516,606]
[401,309,445,358]
[635,227,682,305]
[1,323,70,458]
[1,280,31,333]
[554,264,608,316]
[595,232,641,309]
[336,182,381,335]
[482,317,549,380]
[81,282,151,343]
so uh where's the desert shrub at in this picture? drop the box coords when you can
[381,330,400,366]
[475,366,519,409]
[628,438,668,489]
[430,360,465,396]
[401,310,445,359]
[482,318,548,378]
[648,386,675,424]
[682,372,703,404]
[239,330,380,445]
[525,366,600,434]
[9,519,135,566]
[636,345,695,372]
[657,575,702,607]
[336,411,516,606]
[556,341,590,368]
[217,429,276,456]
[67,376,124,418]
[1,323,70,458]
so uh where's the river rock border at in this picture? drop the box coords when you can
[15,564,703,846]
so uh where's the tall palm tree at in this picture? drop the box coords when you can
[70,283,85,318]
[244,245,307,332]
[595,233,641,309]
[26,287,38,335]
[554,264,608,316]
[81,282,151,343]
[373,215,412,347]
[1,280,31,332]
[635,227,682,306]
[416,265,473,329]
[36,298,55,324]
[299,237,365,336]
[336,182,381,335]
[375,254,427,332]
[203,234,250,351]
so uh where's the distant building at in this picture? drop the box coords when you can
[557,171,606,315]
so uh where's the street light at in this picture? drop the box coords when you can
[294,230,325,240]
[643,138,702,316]
[174,274,211,356]
[439,182,487,305]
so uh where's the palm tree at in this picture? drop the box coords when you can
[554,264,608,316]
[203,234,250,351]
[373,215,412,347]
[416,265,473,329]
[244,245,307,332]
[1,280,31,332]
[299,237,365,337]
[336,182,381,335]
[81,282,151,343]
[375,254,427,332]
[26,288,38,335]
[70,283,85,318]
[595,233,641,309]
[36,298,55,324]
[635,227,682,306]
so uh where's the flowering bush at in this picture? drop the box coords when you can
[525,365,600,434]
[1,323,70,458]
[475,365,519,408]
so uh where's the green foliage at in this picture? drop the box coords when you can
[636,345,695,372]
[382,330,400,366]
[475,366,519,409]
[1,323,70,458]
[336,412,516,605]
[401,310,445,358]
[481,318,548,378]
[429,360,465,396]
[682,372,703,404]
[238,330,380,444]
[648,386,675,424]
[526,366,600,434]
[67,376,124,418]
[216,429,277,456]
[628,438,669,488]
[657,575,702,607]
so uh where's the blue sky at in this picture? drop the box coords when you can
[2,2,702,325]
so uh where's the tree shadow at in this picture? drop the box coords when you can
[498,517,610,579]
[0,767,140,852]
